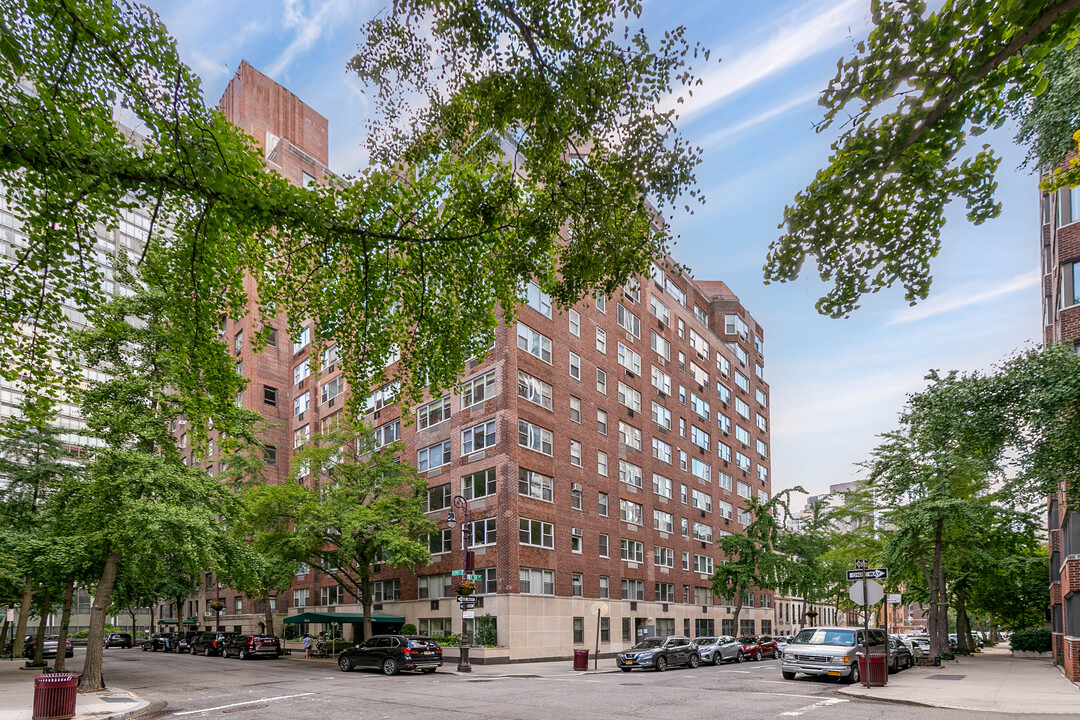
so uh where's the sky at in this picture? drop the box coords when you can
[148,0,1042,504]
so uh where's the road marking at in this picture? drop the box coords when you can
[730,670,752,674]
[778,698,848,716]
[173,693,315,715]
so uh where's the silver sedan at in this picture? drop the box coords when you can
[691,636,744,665]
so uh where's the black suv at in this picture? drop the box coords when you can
[142,633,171,651]
[337,635,443,675]
[221,634,281,659]
[190,632,238,657]
[617,635,700,672]
[104,632,133,648]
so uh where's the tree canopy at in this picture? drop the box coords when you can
[765,0,1080,318]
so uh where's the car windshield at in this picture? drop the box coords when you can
[692,637,717,646]
[792,629,856,646]
[632,638,663,649]
[737,637,756,643]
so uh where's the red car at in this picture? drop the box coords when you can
[755,635,779,659]
[738,636,777,661]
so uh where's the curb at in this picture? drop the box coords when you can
[836,687,1080,715]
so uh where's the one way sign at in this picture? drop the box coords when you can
[847,568,888,580]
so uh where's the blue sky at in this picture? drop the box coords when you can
[149,0,1041,503]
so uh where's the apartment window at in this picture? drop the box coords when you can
[620,539,645,563]
[518,370,553,410]
[734,372,750,393]
[655,583,675,603]
[691,425,710,451]
[690,458,711,483]
[619,460,643,488]
[655,545,675,567]
[520,567,555,595]
[650,331,671,360]
[737,481,752,499]
[462,371,496,408]
[418,574,453,599]
[735,452,751,471]
[596,368,607,394]
[424,484,451,512]
[471,518,497,546]
[756,439,768,457]
[653,473,673,499]
[694,555,714,574]
[426,529,452,554]
[365,383,398,413]
[570,396,581,423]
[601,617,611,641]
[525,281,553,318]
[652,437,672,464]
[462,420,496,454]
[320,376,344,404]
[653,509,674,533]
[418,396,451,429]
[756,413,767,432]
[293,359,310,384]
[682,552,690,571]
[600,576,610,599]
[570,483,583,510]
[293,424,310,448]
[598,492,609,517]
[572,575,584,599]
[263,385,277,407]
[618,421,642,450]
[649,294,670,325]
[519,518,554,548]
[570,439,582,467]
[292,589,309,607]
[417,440,451,471]
[322,343,340,368]
[717,500,733,520]
[462,467,497,500]
[735,425,751,446]
[755,389,768,407]
[754,363,764,380]
[718,442,732,462]
[695,587,712,606]
[372,579,401,602]
[476,567,497,594]
[651,366,672,394]
[596,327,607,353]
[596,294,607,313]
[690,393,710,419]
[569,352,581,380]
[757,464,769,482]
[618,382,642,412]
[693,522,713,543]
[567,308,581,336]
[617,304,641,337]
[294,391,310,416]
[292,325,311,352]
[598,451,608,476]
[519,468,554,502]
[665,278,686,305]
[621,578,645,600]
[265,328,278,347]
[737,508,752,525]
[691,489,712,513]
[681,517,689,537]
[518,420,553,455]
[680,484,688,503]
[689,328,710,358]
[620,499,643,526]
[734,397,750,419]
[597,409,608,434]
[718,414,732,434]
[599,533,610,557]
[717,382,731,404]
[263,445,277,466]
[652,401,672,429]
[374,420,401,448]
[517,322,553,363]
[680,450,688,471]
[617,343,642,375]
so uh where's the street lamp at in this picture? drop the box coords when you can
[445,495,473,673]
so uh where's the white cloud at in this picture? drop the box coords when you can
[886,270,1040,326]
[660,0,867,122]
[267,0,349,78]
[698,88,820,150]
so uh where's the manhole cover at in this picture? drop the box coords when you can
[927,674,965,680]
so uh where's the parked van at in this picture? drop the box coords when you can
[780,626,887,683]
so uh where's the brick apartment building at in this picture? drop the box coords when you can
[172,62,776,661]
[1042,177,1080,680]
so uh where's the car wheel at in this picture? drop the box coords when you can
[754,651,761,661]
[222,648,230,659]
[655,656,667,672]
[382,657,399,676]
[238,649,247,660]
[713,652,724,666]
[338,655,353,672]
[782,671,797,680]
[845,662,860,684]
[735,650,744,663]
[204,647,212,657]
[688,654,700,669]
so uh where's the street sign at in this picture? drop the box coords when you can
[462,610,475,619]
[5,608,13,622]
[886,593,902,604]
[855,559,868,569]
[848,579,884,606]
[456,596,476,606]
[846,568,889,580]
[451,569,463,576]
[469,575,483,581]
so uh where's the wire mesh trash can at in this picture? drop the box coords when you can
[573,649,589,670]
[856,652,887,686]
[33,673,79,720]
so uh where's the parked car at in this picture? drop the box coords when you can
[775,636,791,658]
[755,635,780,659]
[337,635,443,675]
[221,634,281,660]
[104,632,133,648]
[780,626,888,683]
[170,631,200,653]
[617,635,700,672]
[189,632,238,657]
[691,635,744,665]
[24,636,73,659]
[142,633,175,652]
[737,636,763,661]
[888,636,913,672]
[910,636,931,660]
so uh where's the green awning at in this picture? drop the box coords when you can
[156,619,198,625]
[282,611,404,624]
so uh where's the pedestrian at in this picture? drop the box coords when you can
[302,633,312,659]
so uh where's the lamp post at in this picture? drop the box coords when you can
[445,495,473,673]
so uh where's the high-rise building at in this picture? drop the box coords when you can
[177,62,775,661]
[1041,179,1080,681]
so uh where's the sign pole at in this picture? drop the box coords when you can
[595,609,601,670]
[861,572,869,687]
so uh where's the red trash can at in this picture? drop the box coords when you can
[573,649,589,670]
[856,653,888,686]
[33,673,79,720]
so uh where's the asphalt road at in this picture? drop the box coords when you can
[57,648,1063,720]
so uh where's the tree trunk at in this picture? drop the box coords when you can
[731,596,744,634]
[81,551,122,692]
[13,576,34,658]
[955,588,974,655]
[53,576,75,671]
[175,594,186,645]
[32,587,51,665]
[928,518,951,660]
[360,574,372,642]
[129,608,137,638]
[0,618,9,654]
[263,593,275,637]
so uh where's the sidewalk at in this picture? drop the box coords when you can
[283,652,621,677]
[0,658,149,720]
[838,646,1080,713]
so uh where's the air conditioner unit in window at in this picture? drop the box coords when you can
[430,600,439,610]
[204,611,211,617]
[373,410,381,420]
[658,390,668,398]
[698,447,705,455]
[630,601,638,611]
[297,411,305,422]
[627,408,635,418]
[329,397,336,407]
[328,363,336,374]
[572,528,582,537]
[625,369,637,379]
[373,603,383,611]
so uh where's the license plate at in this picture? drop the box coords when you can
[827,671,841,676]
[423,651,433,655]
[623,660,633,665]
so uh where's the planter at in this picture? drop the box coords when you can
[1013,650,1052,660]
[914,657,940,667]
[441,646,510,665]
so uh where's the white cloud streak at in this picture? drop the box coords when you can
[661,0,867,122]
[266,0,349,78]
[886,270,1041,326]
[698,88,821,150]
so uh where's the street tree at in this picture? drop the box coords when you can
[0,0,707,416]
[765,0,1080,317]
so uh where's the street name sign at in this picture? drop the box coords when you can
[886,593,902,604]
[848,579,884,606]
[451,569,463,576]
[846,568,889,580]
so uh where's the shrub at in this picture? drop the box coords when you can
[475,614,498,647]
[433,632,461,647]
[400,623,417,636]
[1010,630,1052,653]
